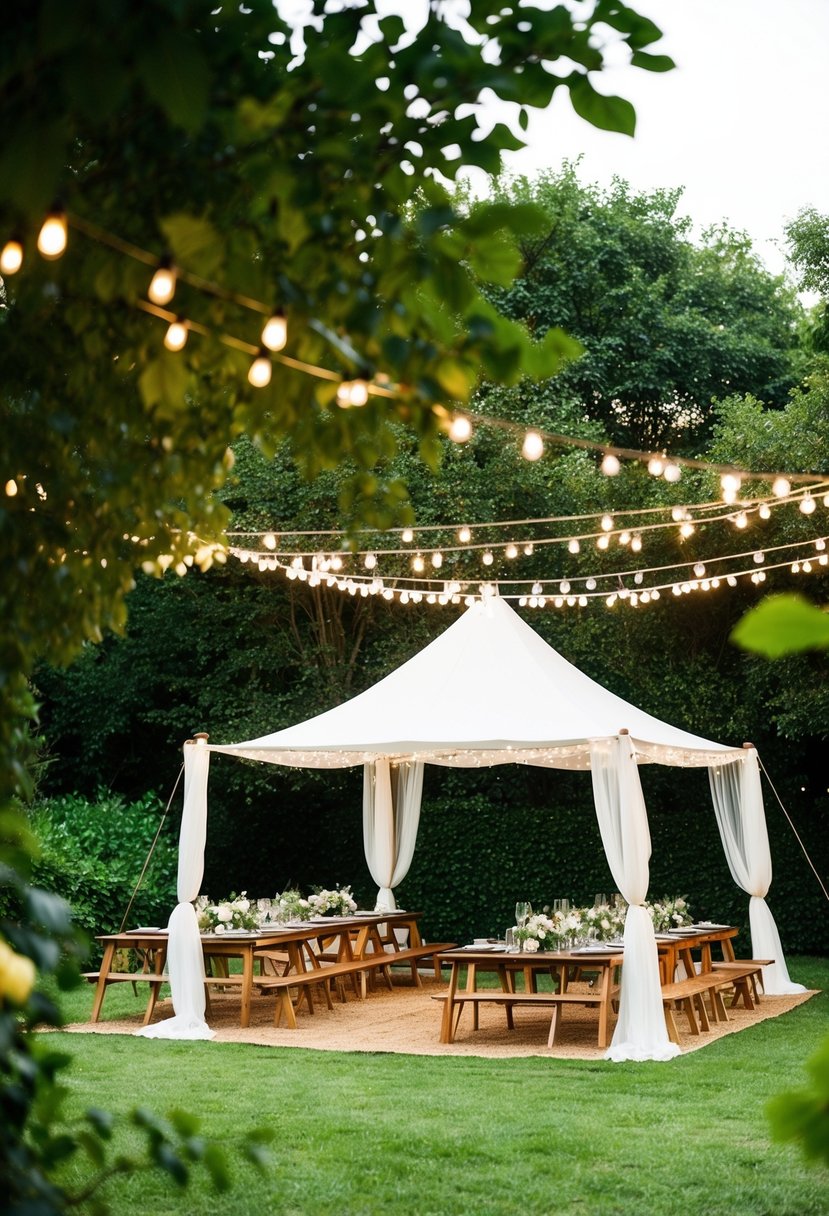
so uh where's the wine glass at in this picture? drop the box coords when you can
[515,901,531,931]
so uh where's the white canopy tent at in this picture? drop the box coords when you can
[138,596,804,1057]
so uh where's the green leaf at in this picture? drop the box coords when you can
[159,214,225,278]
[138,355,190,411]
[568,76,636,136]
[136,31,209,133]
[468,232,522,286]
[630,50,676,73]
[731,594,829,658]
[204,1142,232,1190]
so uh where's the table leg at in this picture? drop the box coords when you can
[440,963,460,1043]
[240,947,254,1028]
[596,964,614,1049]
[142,943,168,1026]
[91,942,116,1022]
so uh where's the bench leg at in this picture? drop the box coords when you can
[274,990,298,1029]
[547,1004,560,1048]
[663,1006,680,1045]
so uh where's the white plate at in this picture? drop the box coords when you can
[572,945,622,954]
[129,926,162,933]
[692,923,730,930]
[460,943,503,951]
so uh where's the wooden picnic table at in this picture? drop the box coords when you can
[92,911,448,1028]
[436,946,623,1049]
[654,925,739,983]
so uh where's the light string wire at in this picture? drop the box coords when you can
[6,209,824,487]
[229,532,829,605]
[758,758,829,904]
[226,481,829,559]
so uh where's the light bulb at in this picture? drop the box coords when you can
[261,309,287,352]
[248,350,272,387]
[800,494,816,515]
[634,571,644,585]
[606,593,617,607]
[734,511,748,529]
[1,238,23,275]
[601,453,620,476]
[148,258,176,305]
[647,456,664,477]
[601,514,614,532]
[37,208,67,259]
[431,551,443,568]
[619,531,631,545]
[448,415,472,442]
[458,526,471,543]
[401,528,414,543]
[482,551,494,566]
[164,318,188,351]
[693,562,706,577]
[772,476,791,498]
[680,522,695,538]
[586,577,597,590]
[568,539,580,554]
[560,580,570,595]
[523,543,533,556]
[721,473,741,495]
[663,462,681,483]
[5,478,18,496]
[263,532,277,550]
[505,543,518,559]
[337,375,369,407]
[522,431,544,461]
[671,506,685,522]
[758,503,771,519]
[364,552,377,569]
[631,535,642,552]
[597,534,609,550]
[412,554,425,572]
[816,538,826,551]
[753,551,765,564]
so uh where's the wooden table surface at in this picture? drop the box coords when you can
[93,911,425,1028]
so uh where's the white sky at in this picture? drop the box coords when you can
[480,0,829,278]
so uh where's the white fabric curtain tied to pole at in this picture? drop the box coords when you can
[591,735,680,1062]
[136,739,214,1040]
[709,750,805,995]
[363,758,424,910]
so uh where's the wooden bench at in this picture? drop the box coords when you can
[83,970,167,1025]
[432,987,618,1048]
[661,972,731,1042]
[711,960,773,1007]
[256,942,457,1028]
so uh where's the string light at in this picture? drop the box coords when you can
[163,317,188,351]
[800,494,816,515]
[37,207,67,259]
[773,477,792,497]
[412,554,425,572]
[20,209,824,495]
[401,528,414,543]
[568,539,580,554]
[148,256,176,305]
[505,542,518,558]
[248,348,272,387]
[261,309,287,352]
[758,503,771,519]
[458,526,471,543]
[5,479,18,496]
[448,415,472,443]
[522,431,544,461]
[337,374,370,408]
[0,238,23,275]
[431,551,443,568]
[601,514,614,532]
[364,552,377,569]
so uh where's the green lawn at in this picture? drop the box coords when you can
[49,958,827,1216]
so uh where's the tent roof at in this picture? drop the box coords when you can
[210,596,743,770]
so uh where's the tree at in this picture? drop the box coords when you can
[483,168,802,451]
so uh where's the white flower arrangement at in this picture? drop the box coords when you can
[646,895,693,932]
[511,901,628,951]
[307,885,358,917]
[196,892,259,933]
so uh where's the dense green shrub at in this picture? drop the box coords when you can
[29,792,178,957]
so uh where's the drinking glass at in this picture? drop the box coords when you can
[552,899,562,915]
[560,898,570,915]
[515,901,531,931]
[594,893,607,908]
[505,927,517,952]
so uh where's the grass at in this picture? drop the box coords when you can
[47,957,828,1216]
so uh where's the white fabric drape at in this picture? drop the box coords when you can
[591,735,680,1062]
[708,750,805,995]
[362,759,424,910]
[136,739,214,1040]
